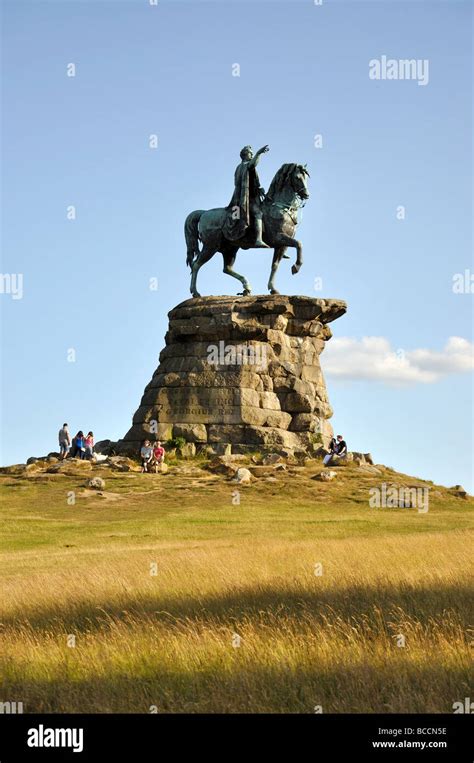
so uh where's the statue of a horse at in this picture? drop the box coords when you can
[184,163,310,297]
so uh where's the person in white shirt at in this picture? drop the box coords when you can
[140,440,153,473]
[58,423,71,460]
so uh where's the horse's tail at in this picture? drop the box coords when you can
[184,210,205,268]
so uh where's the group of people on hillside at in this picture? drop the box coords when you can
[57,425,166,472]
[58,424,94,460]
[58,422,345,470]
[140,439,166,473]
[323,435,347,466]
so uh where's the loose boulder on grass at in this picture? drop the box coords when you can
[248,464,286,478]
[207,455,245,477]
[87,477,106,490]
[350,452,375,466]
[108,456,140,472]
[25,461,46,474]
[262,453,284,466]
[46,460,92,475]
[232,467,253,484]
[358,463,382,475]
[93,453,109,463]
[94,440,116,456]
[448,485,468,499]
[314,469,338,482]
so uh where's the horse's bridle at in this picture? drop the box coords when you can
[264,168,308,214]
[294,187,308,207]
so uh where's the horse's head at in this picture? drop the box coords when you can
[266,163,310,204]
[292,164,310,200]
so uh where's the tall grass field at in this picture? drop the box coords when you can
[0,458,472,713]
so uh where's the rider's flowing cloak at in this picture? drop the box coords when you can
[223,160,261,241]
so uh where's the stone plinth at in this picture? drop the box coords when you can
[119,295,347,455]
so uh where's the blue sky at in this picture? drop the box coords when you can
[1,0,473,491]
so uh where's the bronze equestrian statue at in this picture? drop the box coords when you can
[185,145,310,297]
[224,144,270,248]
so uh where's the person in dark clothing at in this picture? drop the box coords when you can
[323,434,347,466]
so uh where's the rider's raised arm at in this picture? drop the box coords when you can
[249,145,269,169]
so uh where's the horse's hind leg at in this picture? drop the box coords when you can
[222,247,251,295]
[268,246,287,294]
[190,244,216,298]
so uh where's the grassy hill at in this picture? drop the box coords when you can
[0,453,472,713]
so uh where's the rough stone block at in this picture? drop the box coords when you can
[118,295,346,455]
[259,391,281,410]
[264,411,292,429]
[208,425,246,443]
[172,423,207,442]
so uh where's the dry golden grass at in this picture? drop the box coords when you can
[0,460,472,712]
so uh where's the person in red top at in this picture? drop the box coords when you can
[152,441,165,473]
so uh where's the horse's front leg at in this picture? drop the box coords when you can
[291,238,303,274]
[272,233,303,275]
[267,247,287,294]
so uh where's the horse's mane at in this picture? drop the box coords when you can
[266,163,309,200]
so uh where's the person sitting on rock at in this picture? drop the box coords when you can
[84,431,94,459]
[323,434,347,466]
[140,440,153,473]
[334,435,347,463]
[323,437,337,465]
[151,441,165,473]
[58,423,71,460]
[72,431,86,459]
